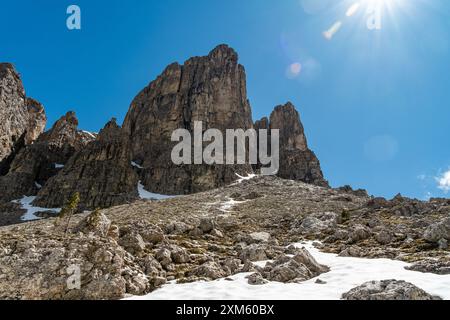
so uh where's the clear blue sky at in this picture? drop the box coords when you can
[1,0,449,199]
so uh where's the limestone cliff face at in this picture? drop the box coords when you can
[0,63,46,173]
[0,112,96,203]
[256,102,328,187]
[1,46,328,214]
[33,119,139,210]
[123,45,254,194]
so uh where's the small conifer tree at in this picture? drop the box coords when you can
[55,192,80,234]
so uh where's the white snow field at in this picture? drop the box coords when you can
[138,182,176,200]
[13,196,61,222]
[126,242,450,300]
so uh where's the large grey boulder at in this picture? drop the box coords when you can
[424,217,450,243]
[342,280,442,300]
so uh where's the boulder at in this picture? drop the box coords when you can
[406,259,450,275]
[342,280,442,300]
[349,225,371,243]
[188,261,227,280]
[118,233,146,255]
[258,248,329,283]
[74,210,112,237]
[239,244,268,262]
[199,217,215,233]
[170,245,190,264]
[246,272,268,285]
[375,230,394,245]
[155,248,173,268]
[248,232,271,243]
[424,217,450,243]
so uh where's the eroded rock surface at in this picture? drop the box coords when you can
[342,280,441,300]
[123,45,254,195]
[33,119,138,210]
[0,112,95,205]
[0,63,46,172]
[249,247,329,284]
[255,102,328,187]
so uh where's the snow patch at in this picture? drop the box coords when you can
[219,198,245,213]
[13,196,61,222]
[81,130,97,139]
[54,163,64,169]
[138,182,175,200]
[127,242,450,300]
[34,182,42,189]
[234,173,257,184]
[131,161,144,169]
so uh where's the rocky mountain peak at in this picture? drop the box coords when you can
[0,63,15,71]
[270,102,308,152]
[254,117,269,131]
[24,98,47,145]
[1,46,328,216]
[0,109,96,206]
[39,111,78,143]
[98,118,122,142]
[0,62,46,169]
[123,44,253,195]
[33,116,139,210]
[254,102,328,187]
[207,44,238,63]
[0,63,22,88]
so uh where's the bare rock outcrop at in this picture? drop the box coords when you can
[33,119,139,210]
[255,102,328,187]
[249,247,330,284]
[122,45,328,195]
[0,112,95,204]
[342,280,441,300]
[424,217,450,245]
[2,47,329,219]
[123,44,253,195]
[0,63,46,173]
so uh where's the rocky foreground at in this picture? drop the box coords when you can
[0,176,448,300]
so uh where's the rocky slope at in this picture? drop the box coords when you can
[0,63,46,173]
[0,176,448,300]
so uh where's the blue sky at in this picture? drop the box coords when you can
[1,0,449,199]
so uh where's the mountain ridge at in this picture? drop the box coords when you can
[0,44,328,217]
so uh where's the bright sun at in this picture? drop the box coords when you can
[324,0,402,40]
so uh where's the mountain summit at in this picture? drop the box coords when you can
[0,45,327,215]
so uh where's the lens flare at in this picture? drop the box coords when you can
[346,3,361,17]
[323,21,342,40]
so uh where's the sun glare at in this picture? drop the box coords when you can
[323,0,407,40]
